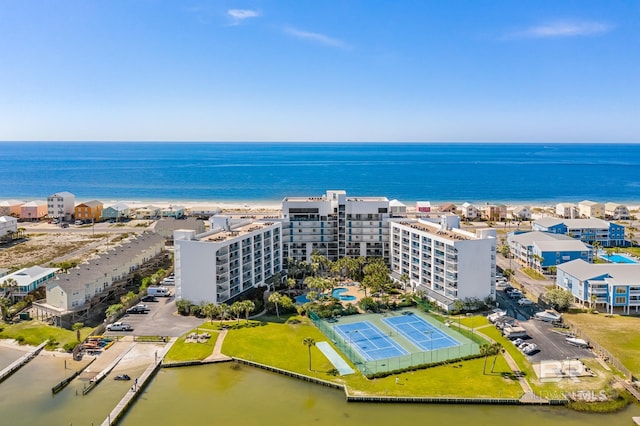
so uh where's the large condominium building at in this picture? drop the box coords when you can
[174,219,282,305]
[556,259,640,315]
[389,219,497,311]
[281,190,390,262]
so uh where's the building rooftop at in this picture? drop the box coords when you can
[510,231,574,246]
[398,221,471,241]
[200,221,276,243]
[534,217,611,229]
[559,259,640,283]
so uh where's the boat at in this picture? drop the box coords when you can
[565,337,589,348]
[114,374,131,381]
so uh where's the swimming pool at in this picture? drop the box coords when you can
[600,253,638,264]
[332,287,356,301]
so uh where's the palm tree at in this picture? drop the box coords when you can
[1,278,17,303]
[72,322,84,342]
[230,301,244,324]
[592,240,601,261]
[0,297,10,321]
[202,302,215,324]
[268,292,283,319]
[490,343,503,373]
[242,300,255,323]
[480,343,491,374]
[302,337,316,371]
[399,273,410,293]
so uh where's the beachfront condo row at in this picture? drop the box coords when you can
[174,190,497,310]
[556,259,640,314]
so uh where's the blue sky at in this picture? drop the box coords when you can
[1,1,638,142]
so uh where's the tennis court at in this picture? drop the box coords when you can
[334,321,408,361]
[382,314,460,352]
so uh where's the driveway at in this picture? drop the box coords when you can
[105,297,202,338]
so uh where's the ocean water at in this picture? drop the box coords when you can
[1,142,639,204]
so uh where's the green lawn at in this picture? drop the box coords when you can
[565,313,640,377]
[0,319,92,349]
[222,316,522,398]
[164,322,220,362]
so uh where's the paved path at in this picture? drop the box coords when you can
[204,329,231,362]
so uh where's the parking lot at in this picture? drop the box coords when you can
[104,296,202,338]
[494,289,594,363]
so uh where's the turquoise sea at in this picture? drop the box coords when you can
[1,142,639,203]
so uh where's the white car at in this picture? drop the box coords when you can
[517,298,534,306]
[74,220,83,225]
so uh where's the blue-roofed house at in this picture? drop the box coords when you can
[532,218,627,247]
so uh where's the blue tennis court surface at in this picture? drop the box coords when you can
[334,321,408,361]
[382,315,460,352]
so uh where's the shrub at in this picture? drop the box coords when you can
[63,342,79,352]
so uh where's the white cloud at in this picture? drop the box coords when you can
[283,27,350,49]
[227,9,260,24]
[509,20,613,39]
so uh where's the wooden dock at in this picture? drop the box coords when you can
[0,342,47,384]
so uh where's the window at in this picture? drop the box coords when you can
[615,287,626,294]
[614,296,626,304]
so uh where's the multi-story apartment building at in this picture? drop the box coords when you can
[36,232,165,324]
[174,220,282,305]
[389,219,496,311]
[47,191,76,221]
[281,190,390,262]
[604,203,630,220]
[507,231,591,270]
[533,218,626,247]
[557,259,640,315]
[578,200,605,219]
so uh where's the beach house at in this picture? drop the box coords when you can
[416,201,431,213]
[460,202,480,220]
[0,200,24,217]
[0,266,58,302]
[101,202,131,221]
[532,218,626,247]
[159,205,185,219]
[555,203,578,219]
[389,199,407,216]
[173,220,282,305]
[578,200,605,219]
[20,200,48,221]
[438,202,457,214]
[0,216,18,241]
[281,190,390,262]
[481,204,507,221]
[556,259,640,314]
[389,219,496,311]
[507,231,592,270]
[509,206,532,221]
[135,205,161,219]
[74,200,104,223]
[47,191,76,222]
[604,203,630,220]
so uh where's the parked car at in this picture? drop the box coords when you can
[517,298,534,306]
[509,290,523,299]
[106,322,132,331]
[61,223,69,228]
[522,343,538,355]
[126,304,149,314]
[141,295,158,302]
[74,220,83,225]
